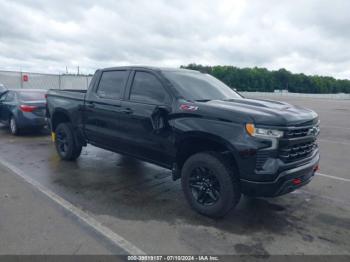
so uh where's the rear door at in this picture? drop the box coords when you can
[119,70,174,167]
[84,70,131,149]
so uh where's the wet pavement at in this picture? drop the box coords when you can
[0,163,124,255]
[0,96,350,255]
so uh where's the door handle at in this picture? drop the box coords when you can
[121,108,133,114]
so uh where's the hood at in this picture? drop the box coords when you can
[198,98,318,127]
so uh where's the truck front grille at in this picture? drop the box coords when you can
[279,141,317,162]
[284,125,320,138]
[284,128,309,138]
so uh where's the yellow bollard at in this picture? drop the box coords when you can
[51,132,56,142]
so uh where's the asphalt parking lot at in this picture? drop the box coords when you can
[0,95,350,255]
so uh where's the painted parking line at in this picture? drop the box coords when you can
[316,172,350,182]
[0,156,146,255]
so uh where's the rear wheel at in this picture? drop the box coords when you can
[9,116,20,135]
[55,122,82,161]
[181,152,241,218]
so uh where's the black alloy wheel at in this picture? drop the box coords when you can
[56,127,69,156]
[189,167,221,206]
[54,122,82,161]
[181,151,241,218]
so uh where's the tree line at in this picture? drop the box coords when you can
[181,64,350,94]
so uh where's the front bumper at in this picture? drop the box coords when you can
[240,152,320,197]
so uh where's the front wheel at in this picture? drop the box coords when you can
[181,152,241,218]
[55,122,82,161]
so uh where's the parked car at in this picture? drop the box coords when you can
[0,89,47,135]
[46,66,320,218]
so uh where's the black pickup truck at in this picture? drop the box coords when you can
[46,66,320,218]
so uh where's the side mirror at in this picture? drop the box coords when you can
[151,105,170,132]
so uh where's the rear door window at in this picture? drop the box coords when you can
[97,71,129,99]
[130,71,168,104]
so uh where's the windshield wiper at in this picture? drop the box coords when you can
[194,99,212,102]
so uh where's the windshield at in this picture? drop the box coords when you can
[18,91,46,101]
[163,71,241,101]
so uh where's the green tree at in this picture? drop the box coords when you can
[181,64,350,94]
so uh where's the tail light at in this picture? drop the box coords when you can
[20,105,38,112]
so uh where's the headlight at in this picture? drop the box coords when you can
[245,123,283,138]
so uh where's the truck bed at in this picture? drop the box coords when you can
[47,89,86,100]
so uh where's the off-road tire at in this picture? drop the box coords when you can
[55,122,82,161]
[181,151,241,218]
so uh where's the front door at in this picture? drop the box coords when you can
[0,91,14,123]
[119,70,174,167]
[0,92,7,122]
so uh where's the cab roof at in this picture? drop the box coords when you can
[100,66,200,74]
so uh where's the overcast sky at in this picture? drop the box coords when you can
[0,0,349,79]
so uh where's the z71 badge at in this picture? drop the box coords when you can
[179,104,198,111]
